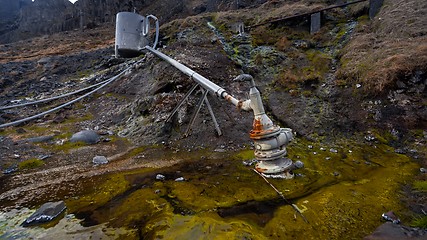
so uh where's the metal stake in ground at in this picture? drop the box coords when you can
[252,169,309,223]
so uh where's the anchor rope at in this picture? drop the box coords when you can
[252,169,309,223]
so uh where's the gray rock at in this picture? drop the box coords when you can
[22,201,66,227]
[26,135,54,143]
[365,222,427,240]
[156,174,165,180]
[70,130,100,144]
[420,168,426,173]
[330,148,338,153]
[92,156,108,165]
[294,160,304,169]
[175,177,185,182]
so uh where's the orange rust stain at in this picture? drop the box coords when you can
[237,100,243,110]
[252,119,263,131]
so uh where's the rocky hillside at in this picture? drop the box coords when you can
[0,0,426,239]
[0,0,265,43]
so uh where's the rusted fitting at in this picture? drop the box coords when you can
[243,76,295,179]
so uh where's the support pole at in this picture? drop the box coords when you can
[185,88,208,137]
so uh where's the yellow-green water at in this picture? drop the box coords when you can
[0,138,420,239]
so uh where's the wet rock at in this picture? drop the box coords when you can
[22,201,66,227]
[364,222,427,240]
[242,159,257,166]
[382,211,400,224]
[365,135,376,142]
[26,135,54,143]
[175,177,185,182]
[294,160,304,169]
[394,149,406,154]
[92,156,108,165]
[70,130,100,144]
[156,174,165,180]
[3,164,18,174]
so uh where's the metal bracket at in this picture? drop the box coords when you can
[166,84,222,138]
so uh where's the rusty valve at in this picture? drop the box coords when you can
[235,74,295,179]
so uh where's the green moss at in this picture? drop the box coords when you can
[65,173,132,212]
[44,141,87,153]
[231,149,255,161]
[18,158,44,170]
[411,215,427,228]
[413,181,427,192]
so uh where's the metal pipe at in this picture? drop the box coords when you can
[144,46,242,107]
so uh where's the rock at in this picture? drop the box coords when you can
[365,135,376,142]
[26,135,54,143]
[364,222,427,240]
[394,149,406,154]
[22,201,66,227]
[420,168,426,173]
[382,211,400,224]
[3,164,17,174]
[156,174,165,180]
[330,148,338,153]
[175,177,185,182]
[70,130,100,144]
[92,156,108,165]
[294,160,304,169]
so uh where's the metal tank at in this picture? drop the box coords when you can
[115,12,147,57]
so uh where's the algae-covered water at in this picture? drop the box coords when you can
[0,137,420,239]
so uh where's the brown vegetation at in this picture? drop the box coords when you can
[337,0,427,95]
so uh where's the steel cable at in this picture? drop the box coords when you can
[0,77,112,110]
[0,57,145,128]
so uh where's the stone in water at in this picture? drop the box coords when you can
[22,201,66,226]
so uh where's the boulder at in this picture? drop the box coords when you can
[70,130,100,144]
[22,201,66,227]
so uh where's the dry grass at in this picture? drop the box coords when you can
[0,24,114,64]
[337,0,427,95]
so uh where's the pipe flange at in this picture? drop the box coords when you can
[250,125,281,140]
[255,157,293,174]
[254,148,287,161]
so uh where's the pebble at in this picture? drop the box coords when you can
[420,168,426,173]
[156,174,165,180]
[325,157,331,160]
[320,147,326,151]
[294,160,304,169]
[333,172,340,176]
[242,159,257,166]
[308,145,313,149]
[394,149,406,154]
[365,135,376,142]
[175,177,185,182]
[330,148,338,153]
[356,83,362,88]
[92,156,108,165]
